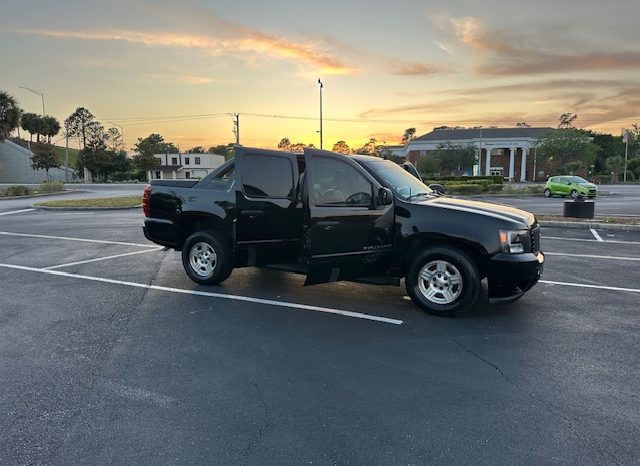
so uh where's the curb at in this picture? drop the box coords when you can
[540,220,640,231]
[0,189,87,201]
[33,205,142,211]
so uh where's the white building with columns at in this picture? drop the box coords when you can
[405,127,555,181]
[149,152,225,180]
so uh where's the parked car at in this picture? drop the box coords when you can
[143,147,544,317]
[544,176,597,199]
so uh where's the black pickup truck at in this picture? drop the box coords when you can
[143,147,544,316]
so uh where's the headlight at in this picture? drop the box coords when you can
[499,229,529,254]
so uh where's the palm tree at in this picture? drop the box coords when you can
[21,112,38,143]
[42,115,61,143]
[0,91,23,142]
[402,127,416,144]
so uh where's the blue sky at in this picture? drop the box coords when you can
[1,0,639,150]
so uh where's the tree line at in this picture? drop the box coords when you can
[2,89,638,182]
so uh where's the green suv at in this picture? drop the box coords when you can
[544,176,598,199]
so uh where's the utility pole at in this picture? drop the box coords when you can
[64,121,69,182]
[232,113,240,145]
[318,79,323,149]
[623,131,630,183]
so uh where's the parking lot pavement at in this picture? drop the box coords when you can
[1,209,639,465]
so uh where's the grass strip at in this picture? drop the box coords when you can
[35,195,141,208]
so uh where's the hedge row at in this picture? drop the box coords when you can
[424,175,504,184]
[443,183,504,194]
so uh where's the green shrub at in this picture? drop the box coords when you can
[39,180,64,193]
[445,183,483,195]
[3,185,33,197]
[486,184,504,193]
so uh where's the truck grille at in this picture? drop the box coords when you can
[530,226,541,253]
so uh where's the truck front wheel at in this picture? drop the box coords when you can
[406,246,480,316]
[182,231,233,285]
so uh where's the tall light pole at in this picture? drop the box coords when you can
[18,86,45,115]
[318,78,323,149]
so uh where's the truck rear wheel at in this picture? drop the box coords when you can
[406,246,480,317]
[182,231,233,285]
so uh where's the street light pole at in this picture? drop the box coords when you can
[318,78,323,149]
[18,86,45,115]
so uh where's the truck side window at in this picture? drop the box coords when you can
[242,154,294,198]
[197,163,235,190]
[312,157,372,206]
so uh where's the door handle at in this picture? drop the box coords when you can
[317,220,340,226]
[241,210,265,219]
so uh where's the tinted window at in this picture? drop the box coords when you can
[312,157,372,206]
[197,162,235,190]
[242,155,294,198]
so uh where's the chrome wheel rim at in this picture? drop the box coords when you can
[189,242,217,278]
[571,190,578,199]
[417,260,463,305]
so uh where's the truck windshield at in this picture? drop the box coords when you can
[363,160,434,201]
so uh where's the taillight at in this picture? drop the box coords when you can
[142,185,151,217]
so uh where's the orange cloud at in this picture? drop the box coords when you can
[19,28,353,75]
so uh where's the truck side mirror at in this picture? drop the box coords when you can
[378,187,393,205]
[429,183,446,195]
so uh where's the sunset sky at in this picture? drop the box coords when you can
[1,0,639,151]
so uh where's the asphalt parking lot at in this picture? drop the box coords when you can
[1,208,639,465]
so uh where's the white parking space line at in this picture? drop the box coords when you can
[44,247,164,270]
[0,263,404,326]
[0,231,158,248]
[544,236,640,245]
[545,252,640,261]
[590,228,604,242]
[0,209,36,216]
[540,280,640,294]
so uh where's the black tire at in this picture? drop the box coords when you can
[405,246,480,317]
[182,231,233,285]
[543,188,552,198]
[570,189,579,199]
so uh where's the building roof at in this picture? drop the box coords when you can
[414,127,555,141]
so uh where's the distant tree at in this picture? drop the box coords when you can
[76,122,112,181]
[431,143,477,174]
[278,138,291,151]
[32,116,49,142]
[208,144,234,160]
[289,142,306,153]
[355,138,377,155]
[0,91,22,142]
[187,146,205,153]
[402,128,416,144]
[332,140,351,154]
[110,150,132,181]
[20,112,39,143]
[105,127,123,152]
[65,107,95,149]
[41,115,60,143]
[132,133,176,173]
[558,113,577,129]
[516,122,531,127]
[606,156,625,182]
[31,142,60,180]
[534,129,597,174]
[416,157,440,177]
